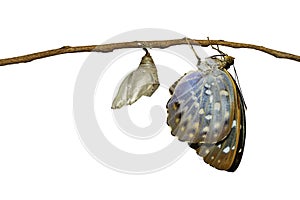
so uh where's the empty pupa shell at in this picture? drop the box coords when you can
[111,49,160,109]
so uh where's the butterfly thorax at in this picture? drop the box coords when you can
[198,56,235,73]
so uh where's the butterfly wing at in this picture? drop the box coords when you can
[167,69,236,144]
[189,71,246,171]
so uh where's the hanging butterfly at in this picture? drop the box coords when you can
[166,53,246,172]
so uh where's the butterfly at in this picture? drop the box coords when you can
[166,55,246,172]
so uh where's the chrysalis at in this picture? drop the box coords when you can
[111,48,160,109]
[167,55,246,172]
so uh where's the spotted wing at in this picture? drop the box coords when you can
[189,71,246,172]
[167,69,235,144]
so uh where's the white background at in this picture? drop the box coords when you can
[0,0,300,199]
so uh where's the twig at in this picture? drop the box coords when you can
[0,38,299,66]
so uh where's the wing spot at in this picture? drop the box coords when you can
[217,159,221,163]
[223,146,230,153]
[205,114,212,120]
[232,120,237,128]
[214,102,221,111]
[211,156,214,160]
[209,95,213,103]
[199,108,205,115]
[180,126,186,132]
[193,123,199,129]
[188,133,194,138]
[214,123,220,129]
[204,83,211,88]
[192,96,197,101]
[205,89,212,95]
[172,102,180,110]
[220,90,229,96]
[202,126,209,133]
[175,113,182,123]
[225,111,230,119]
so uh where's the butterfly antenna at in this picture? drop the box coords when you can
[185,37,201,66]
[233,64,247,109]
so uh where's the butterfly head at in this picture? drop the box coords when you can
[222,55,235,70]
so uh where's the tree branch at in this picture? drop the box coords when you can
[0,38,299,66]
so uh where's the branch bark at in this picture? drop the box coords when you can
[0,38,299,66]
